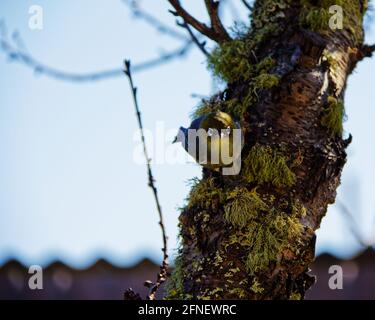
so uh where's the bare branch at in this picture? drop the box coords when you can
[191,92,209,99]
[167,0,231,43]
[123,60,169,301]
[0,33,193,82]
[122,0,188,41]
[350,43,375,68]
[361,43,375,58]
[123,0,208,57]
[241,0,253,11]
[204,0,231,41]
[177,21,209,57]
[167,0,213,38]
[336,200,368,248]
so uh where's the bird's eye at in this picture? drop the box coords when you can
[221,126,231,137]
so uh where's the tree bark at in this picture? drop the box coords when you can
[166,0,370,300]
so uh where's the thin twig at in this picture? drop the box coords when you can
[191,92,209,99]
[123,0,208,57]
[123,60,169,300]
[177,21,209,57]
[241,0,253,11]
[122,0,188,41]
[336,199,368,248]
[0,33,193,82]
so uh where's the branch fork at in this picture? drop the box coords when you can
[168,0,231,43]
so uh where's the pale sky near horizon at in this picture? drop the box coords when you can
[1,0,375,268]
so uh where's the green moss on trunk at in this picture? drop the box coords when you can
[244,144,296,188]
[321,96,345,137]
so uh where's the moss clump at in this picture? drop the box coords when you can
[289,292,302,300]
[252,0,289,29]
[191,98,241,121]
[198,287,225,300]
[321,96,345,137]
[300,0,343,32]
[228,288,247,299]
[255,57,277,74]
[245,212,303,275]
[208,39,254,83]
[318,0,344,7]
[213,250,224,267]
[165,254,185,300]
[191,258,205,274]
[249,0,290,44]
[222,194,305,276]
[204,54,278,120]
[224,187,268,228]
[208,39,278,83]
[292,199,308,218]
[322,49,339,70]
[243,144,296,188]
[253,73,280,90]
[224,98,243,119]
[300,7,330,31]
[300,0,365,44]
[187,177,224,210]
[224,229,252,252]
[250,279,264,294]
[191,100,222,120]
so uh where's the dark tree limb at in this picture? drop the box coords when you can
[360,43,375,58]
[204,0,231,41]
[167,0,231,43]
[124,60,169,300]
[167,0,214,39]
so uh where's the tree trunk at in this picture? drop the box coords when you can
[166,0,370,300]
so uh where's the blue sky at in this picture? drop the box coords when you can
[0,0,375,268]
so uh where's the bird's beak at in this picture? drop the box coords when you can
[172,136,178,144]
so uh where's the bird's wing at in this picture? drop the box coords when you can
[189,116,204,130]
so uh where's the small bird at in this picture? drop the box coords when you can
[173,111,243,173]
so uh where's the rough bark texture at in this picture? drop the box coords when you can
[166,0,369,300]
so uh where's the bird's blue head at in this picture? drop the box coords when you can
[172,126,188,145]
